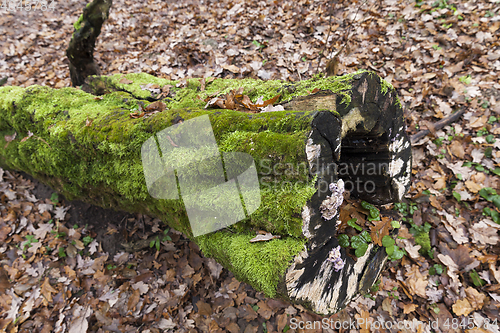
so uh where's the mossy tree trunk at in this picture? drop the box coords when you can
[0,71,411,315]
[66,0,112,86]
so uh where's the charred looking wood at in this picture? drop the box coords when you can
[66,0,112,86]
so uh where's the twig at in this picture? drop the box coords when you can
[324,0,372,77]
[315,1,335,75]
[410,107,467,143]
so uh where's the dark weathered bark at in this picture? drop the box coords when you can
[278,73,412,313]
[66,0,112,86]
[0,71,411,314]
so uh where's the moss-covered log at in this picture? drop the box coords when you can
[0,70,411,315]
[66,0,112,86]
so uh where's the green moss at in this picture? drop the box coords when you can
[195,231,305,297]
[410,222,432,257]
[0,81,324,238]
[73,14,84,30]
[395,95,402,109]
[415,232,431,255]
[379,77,394,95]
[104,70,360,109]
[0,70,401,301]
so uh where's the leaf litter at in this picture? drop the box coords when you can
[1,0,500,331]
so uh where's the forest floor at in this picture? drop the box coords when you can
[1,0,500,332]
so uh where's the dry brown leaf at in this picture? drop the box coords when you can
[127,288,141,311]
[204,88,280,113]
[20,131,33,143]
[255,94,280,108]
[41,277,58,304]
[381,297,393,315]
[176,79,187,88]
[196,300,212,316]
[257,301,273,320]
[276,313,288,333]
[465,287,486,310]
[85,116,93,127]
[452,298,473,316]
[429,195,443,210]
[370,217,391,246]
[145,101,167,112]
[469,115,488,128]
[4,132,16,143]
[0,267,11,293]
[249,232,280,243]
[402,302,418,314]
[407,274,428,298]
[226,322,240,333]
[465,180,482,193]
[119,77,133,84]
[433,176,446,190]
[0,224,12,242]
[355,310,371,333]
[238,304,258,321]
[222,64,240,73]
[449,140,465,159]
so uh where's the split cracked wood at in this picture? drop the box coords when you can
[0,70,412,315]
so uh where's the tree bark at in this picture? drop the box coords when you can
[0,70,411,314]
[66,0,112,86]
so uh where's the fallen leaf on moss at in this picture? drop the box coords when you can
[119,77,133,84]
[145,101,167,112]
[204,88,281,113]
[249,232,280,243]
[20,131,33,143]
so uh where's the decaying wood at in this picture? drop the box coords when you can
[0,71,411,315]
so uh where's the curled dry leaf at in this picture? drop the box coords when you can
[4,132,16,142]
[145,101,167,112]
[204,87,281,113]
[129,111,145,119]
[130,105,145,119]
[176,79,187,88]
[249,232,280,243]
[119,77,133,84]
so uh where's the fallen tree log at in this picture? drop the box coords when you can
[0,70,411,315]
